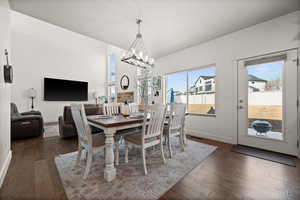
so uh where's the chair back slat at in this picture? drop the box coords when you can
[143,104,167,139]
[71,104,92,148]
[103,103,120,115]
[169,103,186,131]
[129,103,139,113]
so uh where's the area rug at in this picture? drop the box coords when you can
[55,138,217,200]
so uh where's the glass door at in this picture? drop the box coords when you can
[237,49,298,156]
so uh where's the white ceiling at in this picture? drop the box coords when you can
[10,0,300,58]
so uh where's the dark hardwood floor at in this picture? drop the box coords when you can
[1,136,299,200]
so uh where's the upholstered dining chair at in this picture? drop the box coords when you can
[124,104,167,175]
[164,103,186,158]
[103,103,140,166]
[71,104,105,179]
[103,103,120,115]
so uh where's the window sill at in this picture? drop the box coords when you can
[187,113,216,118]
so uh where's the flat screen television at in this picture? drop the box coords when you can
[44,78,88,101]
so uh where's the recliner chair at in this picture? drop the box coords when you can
[11,103,44,140]
[58,104,103,138]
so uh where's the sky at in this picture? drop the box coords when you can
[166,61,284,93]
[247,60,283,81]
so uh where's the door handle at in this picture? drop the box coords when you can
[238,106,243,109]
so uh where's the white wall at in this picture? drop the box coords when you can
[11,11,108,123]
[157,11,300,144]
[0,0,11,187]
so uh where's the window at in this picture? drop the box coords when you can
[165,66,216,116]
[205,84,212,91]
[166,71,187,104]
[107,54,117,102]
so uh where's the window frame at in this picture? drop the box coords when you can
[164,64,217,117]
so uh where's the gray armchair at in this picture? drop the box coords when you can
[11,103,44,140]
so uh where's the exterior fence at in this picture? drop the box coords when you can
[171,91,282,120]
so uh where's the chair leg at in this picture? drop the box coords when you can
[180,131,185,152]
[83,149,93,179]
[142,148,147,175]
[76,146,83,165]
[115,142,119,166]
[83,149,88,161]
[168,135,172,158]
[160,140,166,164]
[182,128,187,146]
[125,141,129,163]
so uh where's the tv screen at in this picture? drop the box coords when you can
[44,78,88,101]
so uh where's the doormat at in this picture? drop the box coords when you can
[231,145,296,167]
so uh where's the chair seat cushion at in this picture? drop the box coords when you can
[163,125,181,135]
[124,134,143,145]
[114,127,142,142]
[124,134,160,145]
[92,134,106,147]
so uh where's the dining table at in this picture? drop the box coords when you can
[87,112,188,182]
[87,114,145,182]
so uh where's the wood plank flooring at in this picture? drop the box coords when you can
[0,136,299,200]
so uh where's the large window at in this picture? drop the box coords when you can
[107,54,117,102]
[165,66,216,116]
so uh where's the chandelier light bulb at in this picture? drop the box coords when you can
[139,51,143,60]
[149,58,154,65]
[131,48,136,55]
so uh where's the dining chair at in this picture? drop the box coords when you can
[71,104,105,179]
[103,103,137,165]
[103,103,120,115]
[164,103,186,158]
[129,103,139,113]
[124,104,167,175]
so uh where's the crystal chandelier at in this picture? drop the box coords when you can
[121,18,154,69]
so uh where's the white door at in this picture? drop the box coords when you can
[237,49,298,156]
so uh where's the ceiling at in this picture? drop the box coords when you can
[10,0,300,58]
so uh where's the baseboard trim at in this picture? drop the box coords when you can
[186,129,234,144]
[0,150,12,188]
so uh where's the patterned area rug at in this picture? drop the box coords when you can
[55,138,217,200]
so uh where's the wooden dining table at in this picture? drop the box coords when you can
[87,114,145,182]
[87,112,188,182]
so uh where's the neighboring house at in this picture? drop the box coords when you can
[191,75,216,94]
[248,75,267,92]
[190,74,267,94]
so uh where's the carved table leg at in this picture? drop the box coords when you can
[104,128,116,182]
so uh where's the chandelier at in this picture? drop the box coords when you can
[121,18,154,69]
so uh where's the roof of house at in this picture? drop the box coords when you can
[192,74,266,88]
[248,75,267,82]
[194,75,215,86]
